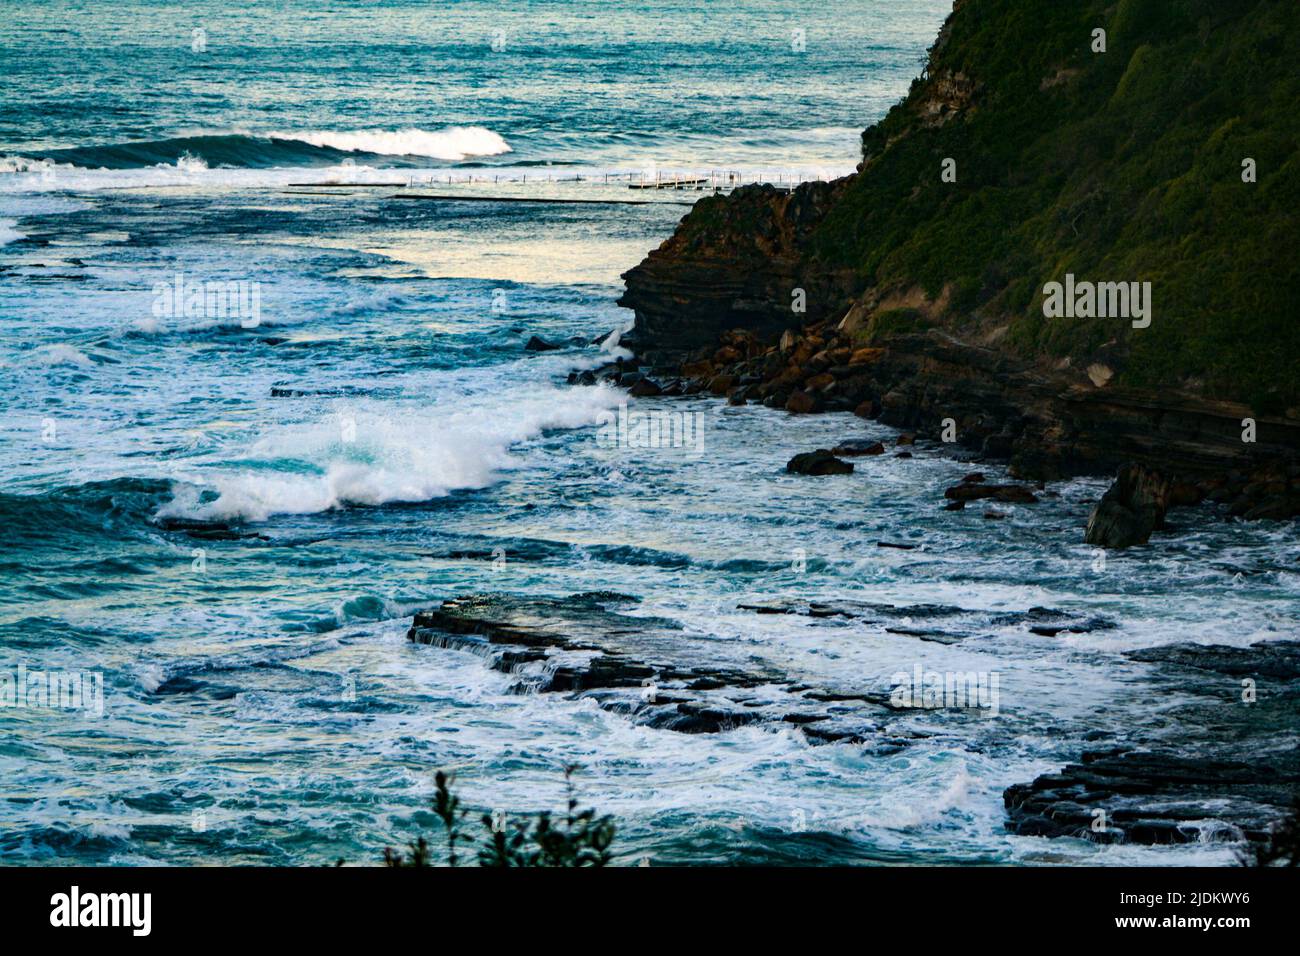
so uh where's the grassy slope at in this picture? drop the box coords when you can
[807,0,1298,412]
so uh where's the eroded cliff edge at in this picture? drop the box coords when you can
[619,0,1300,490]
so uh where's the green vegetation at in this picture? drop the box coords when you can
[382,767,616,867]
[799,0,1298,411]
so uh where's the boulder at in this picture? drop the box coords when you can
[944,483,1039,504]
[707,373,736,395]
[786,450,854,476]
[525,335,560,352]
[681,359,716,379]
[628,377,663,397]
[832,439,886,457]
[1084,463,1171,549]
[786,390,818,414]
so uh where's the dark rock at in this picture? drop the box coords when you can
[1084,463,1170,549]
[1127,639,1300,680]
[1005,747,1300,845]
[525,335,560,352]
[707,373,736,395]
[1244,495,1298,521]
[832,439,885,457]
[944,482,1038,504]
[407,591,894,746]
[804,372,835,392]
[628,377,663,397]
[1167,481,1203,508]
[995,606,1117,636]
[786,390,818,414]
[981,432,1015,458]
[962,471,986,483]
[1005,637,1300,846]
[786,449,854,476]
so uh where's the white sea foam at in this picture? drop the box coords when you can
[29,344,95,367]
[159,382,624,522]
[0,218,24,245]
[174,151,209,172]
[263,126,510,160]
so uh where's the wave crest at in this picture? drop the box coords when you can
[1,126,511,172]
[157,383,621,522]
[266,126,511,161]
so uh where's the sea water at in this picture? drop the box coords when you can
[1,0,1296,866]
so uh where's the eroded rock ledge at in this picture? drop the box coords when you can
[1005,640,1300,846]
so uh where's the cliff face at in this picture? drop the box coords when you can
[620,0,1300,483]
[617,180,857,350]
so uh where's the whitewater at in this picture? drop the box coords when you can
[2,0,1295,867]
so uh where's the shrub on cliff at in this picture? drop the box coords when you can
[798,0,1299,412]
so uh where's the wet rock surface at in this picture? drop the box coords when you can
[407,591,906,744]
[1084,462,1171,549]
[1005,639,1300,846]
[620,275,1300,520]
[739,599,1118,644]
[943,481,1039,505]
[786,449,854,475]
[409,596,1299,846]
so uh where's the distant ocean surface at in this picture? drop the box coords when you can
[2,0,1294,866]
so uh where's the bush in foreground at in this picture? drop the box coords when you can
[383,765,615,868]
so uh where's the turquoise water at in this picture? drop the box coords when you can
[2,0,1297,866]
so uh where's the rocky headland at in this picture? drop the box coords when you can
[613,0,1300,548]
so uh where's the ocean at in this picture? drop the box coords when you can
[1,0,1295,866]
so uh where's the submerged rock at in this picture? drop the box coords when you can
[628,377,663,397]
[832,439,885,456]
[785,390,818,414]
[786,449,854,475]
[943,482,1038,504]
[406,592,893,744]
